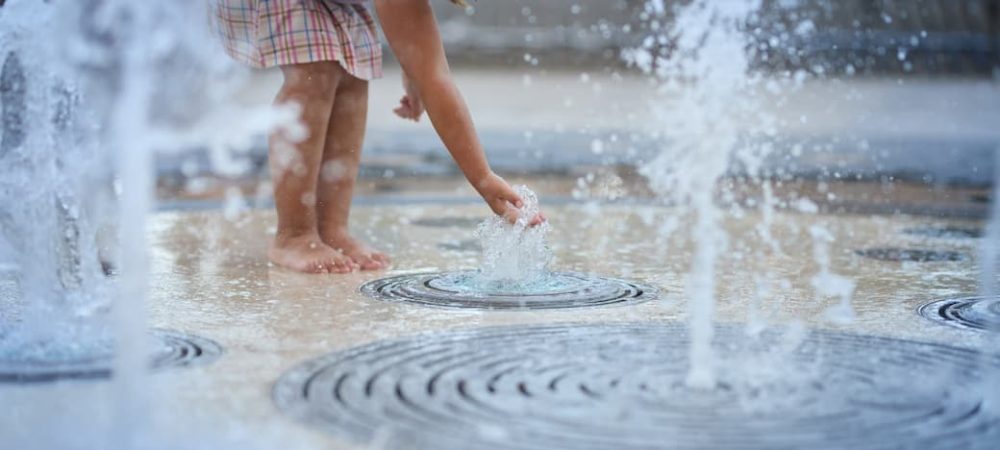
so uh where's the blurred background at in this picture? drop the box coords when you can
[434,0,998,74]
[155,0,1000,218]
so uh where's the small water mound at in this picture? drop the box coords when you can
[919,296,1000,332]
[273,323,1000,450]
[360,271,655,310]
[0,329,222,383]
[855,247,968,262]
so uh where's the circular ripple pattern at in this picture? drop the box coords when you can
[919,296,1000,331]
[855,247,967,262]
[274,323,1000,450]
[360,271,656,310]
[0,329,222,383]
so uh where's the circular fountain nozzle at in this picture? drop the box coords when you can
[274,323,1000,450]
[855,247,967,262]
[360,271,656,310]
[919,295,1000,332]
[0,329,222,383]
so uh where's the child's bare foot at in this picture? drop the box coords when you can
[269,234,357,274]
[321,230,391,271]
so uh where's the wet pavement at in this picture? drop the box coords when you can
[162,67,1000,184]
[2,197,995,448]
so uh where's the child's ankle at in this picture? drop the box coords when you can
[274,227,321,243]
[319,225,350,239]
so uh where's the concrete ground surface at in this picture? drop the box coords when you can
[1,199,993,448]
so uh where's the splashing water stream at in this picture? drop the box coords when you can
[629,0,873,389]
[979,147,1000,412]
[631,0,768,388]
[1,0,297,446]
[436,186,558,295]
[475,186,551,282]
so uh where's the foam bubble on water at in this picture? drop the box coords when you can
[472,185,552,289]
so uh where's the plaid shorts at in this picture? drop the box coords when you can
[215,0,382,80]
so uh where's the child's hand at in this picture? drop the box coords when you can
[393,73,424,122]
[475,172,546,226]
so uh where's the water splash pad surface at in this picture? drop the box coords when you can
[274,322,1000,450]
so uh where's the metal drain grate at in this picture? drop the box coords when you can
[360,271,656,310]
[0,329,222,383]
[855,247,967,262]
[903,226,983,239]
[919,296,1000,332]
[274,323,1000,450]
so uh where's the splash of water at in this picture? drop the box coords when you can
[1,0,298,447]
[0,0,115,364]
[808,225,856,324]
[628,0,766,389]
[979,146,1000,414]
[468,185,553,291]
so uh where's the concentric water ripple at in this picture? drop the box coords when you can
[274,323,1000,450]
[0,329,222,382]
[919,296,1000,331]
[360,271,656,310]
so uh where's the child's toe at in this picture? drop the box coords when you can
[356,255,381,271]
[321,258,342,273]
[334,260,354,273]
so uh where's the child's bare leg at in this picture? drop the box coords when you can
[269,61,357,274]
[317,71,390,270]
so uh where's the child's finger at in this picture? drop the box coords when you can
[504,189,524,209]
[488,197,514,221]
[501,204,520,224]
[393,103,412,119]
[394,97,413,119]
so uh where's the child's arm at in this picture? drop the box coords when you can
[374,0,542,224]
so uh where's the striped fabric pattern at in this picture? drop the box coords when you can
[215,0,382,80]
